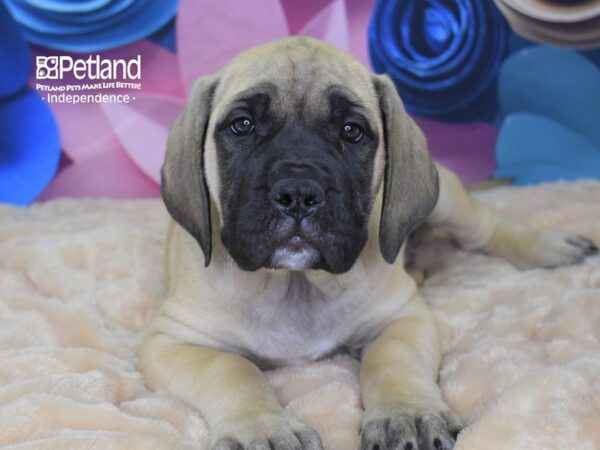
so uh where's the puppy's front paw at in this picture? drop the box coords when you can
[518,230,597,269]
[211,413,323,450]
[361,411,461,450]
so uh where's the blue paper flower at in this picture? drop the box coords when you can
[3,0,178,52]
[368,0,509,121]
[0,3,60,205]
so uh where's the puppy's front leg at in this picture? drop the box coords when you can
[139,333,323,450]
[360,297,461,450]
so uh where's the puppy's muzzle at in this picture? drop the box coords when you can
[269,178,325,221]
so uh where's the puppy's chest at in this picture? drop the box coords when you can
[235,274,368,367]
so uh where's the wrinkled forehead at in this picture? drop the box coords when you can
[211,42,380,122]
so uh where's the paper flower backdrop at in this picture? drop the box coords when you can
[1,0,597,204]
[3,0,178,52]
[0,3,60,205]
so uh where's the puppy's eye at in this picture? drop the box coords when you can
[230,117,255,136]
[341,122,364,142]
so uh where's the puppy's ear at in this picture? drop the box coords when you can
[161,75,219,267]
[373,74,439,264]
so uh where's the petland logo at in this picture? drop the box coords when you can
[35,55,142,104]
[36,55,141,80]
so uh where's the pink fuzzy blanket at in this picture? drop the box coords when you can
[0,181,599,450]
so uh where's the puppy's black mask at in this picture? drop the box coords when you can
[215,84,379,273]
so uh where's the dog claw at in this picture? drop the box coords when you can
[361,412,460,450]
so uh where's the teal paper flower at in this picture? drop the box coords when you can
[496,46,600,185]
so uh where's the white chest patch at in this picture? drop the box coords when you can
[233,272,356,367]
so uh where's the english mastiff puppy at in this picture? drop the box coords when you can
[139,37,597,450]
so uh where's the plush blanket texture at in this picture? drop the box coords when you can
[0,181,599,450]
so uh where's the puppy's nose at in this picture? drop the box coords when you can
[270,178,325,219]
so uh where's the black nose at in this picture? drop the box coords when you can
[270,178,325,219]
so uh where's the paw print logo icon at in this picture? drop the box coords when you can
[36,56,59,79]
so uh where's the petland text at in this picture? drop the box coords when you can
[36,55,141,81]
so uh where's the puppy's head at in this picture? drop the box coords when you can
[162,37,438,273]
